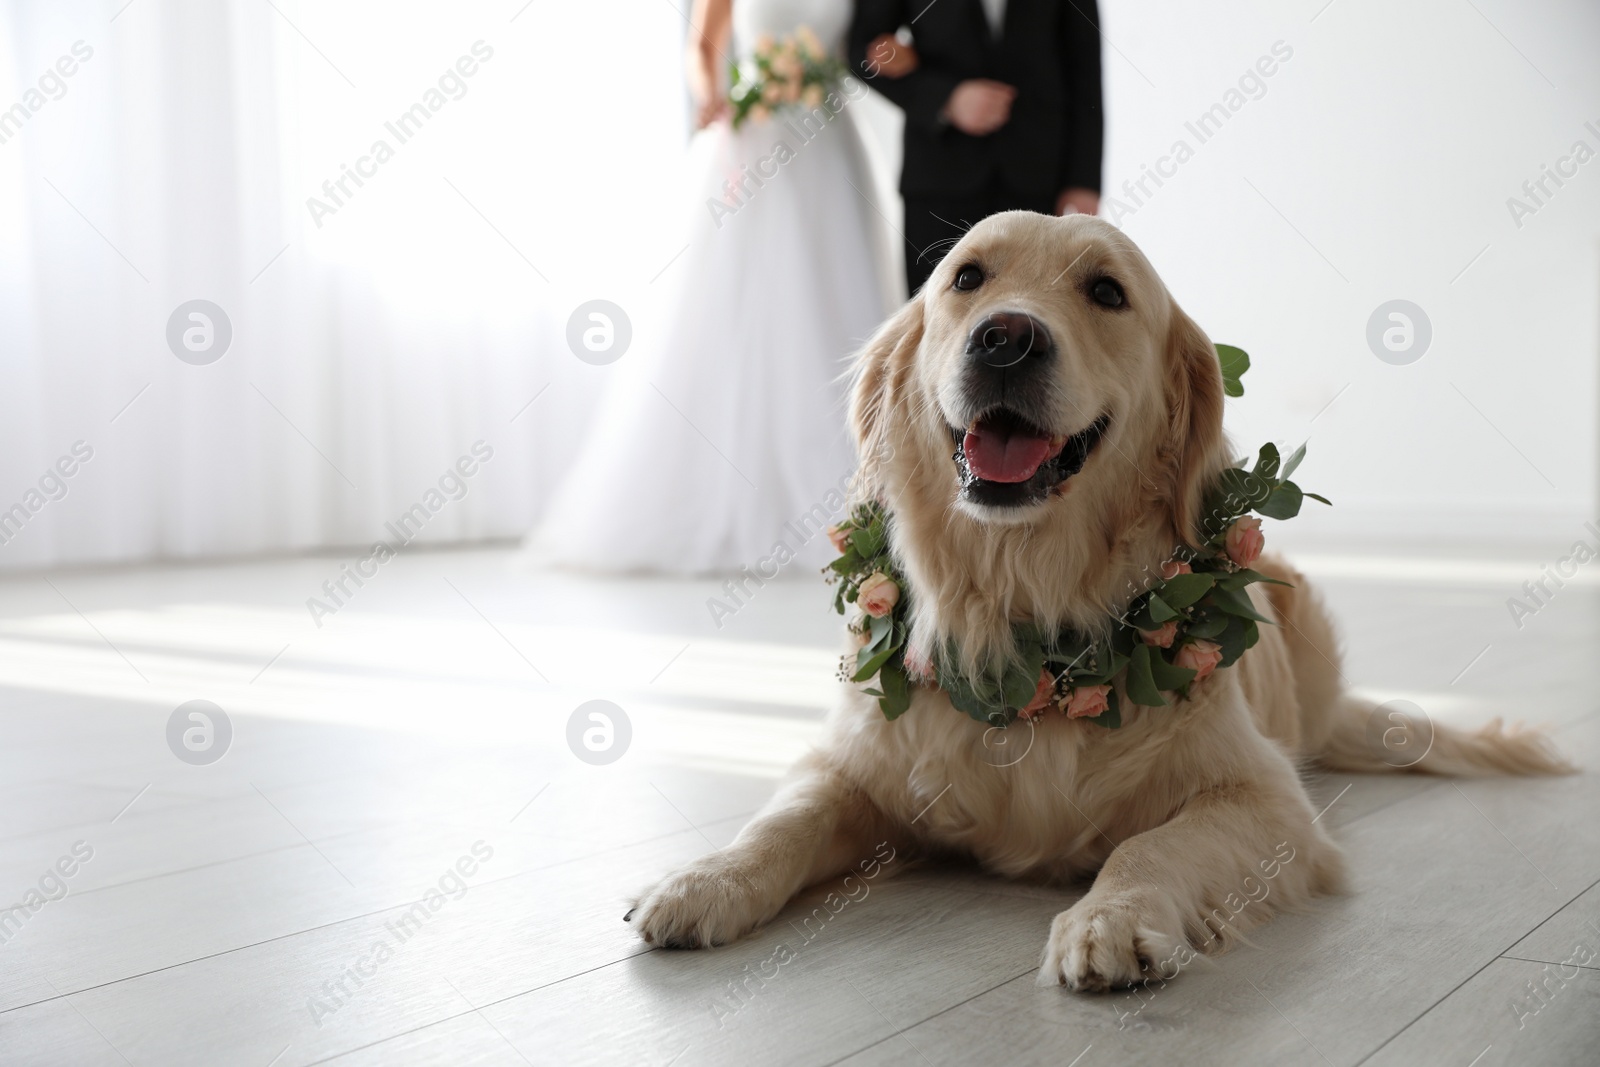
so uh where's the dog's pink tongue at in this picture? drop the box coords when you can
[963,426,1055,483]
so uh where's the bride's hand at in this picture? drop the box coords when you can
[686,50,729,128]
[694,95,730,129]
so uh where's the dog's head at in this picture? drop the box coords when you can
[850,213,1227,647]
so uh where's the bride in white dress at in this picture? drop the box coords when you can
[525,0,903,575]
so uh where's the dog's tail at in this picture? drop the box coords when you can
[1319,694,1573,777]
[1257,554,1575,778]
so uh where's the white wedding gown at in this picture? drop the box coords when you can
[524,0,896,576]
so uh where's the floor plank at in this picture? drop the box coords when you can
[0,544,1595,1065]
[1504,880,1600,971]
[836,731,1600,1066]
[1364,957,1600,1067]
[325,873,1067,1067]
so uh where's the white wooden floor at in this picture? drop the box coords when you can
[0,541,1596,1066]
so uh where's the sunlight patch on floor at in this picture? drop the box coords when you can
[0,602,834,777]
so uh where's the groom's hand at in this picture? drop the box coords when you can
[1056,188,1100,216]
[943,80,1015,136]
[865,33,918,79]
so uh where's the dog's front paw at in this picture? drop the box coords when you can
[1037,895,1187,992]
[628,853,776,949]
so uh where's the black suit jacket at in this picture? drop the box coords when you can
[849,0,1103,199]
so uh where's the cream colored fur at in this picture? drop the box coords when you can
[628,213,1571,991]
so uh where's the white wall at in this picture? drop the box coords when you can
[1,0,1596,571]
[0,0,692,570]
[1094,0,1600,544]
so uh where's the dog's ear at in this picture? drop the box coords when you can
[1162,300,1227,547]
[849,294,924,495]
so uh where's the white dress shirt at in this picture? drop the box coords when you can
[980,0,1006,37]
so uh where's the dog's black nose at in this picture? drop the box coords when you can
[967,312,1052,368]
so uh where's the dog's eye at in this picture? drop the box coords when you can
[953,265,984,292]
[1090,278,1125,308]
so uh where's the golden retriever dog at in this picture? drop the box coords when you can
[628,212,1570,991]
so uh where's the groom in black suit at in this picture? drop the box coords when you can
[850,0,1104,293]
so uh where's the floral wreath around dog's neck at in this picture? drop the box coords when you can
[825,344,1329,729]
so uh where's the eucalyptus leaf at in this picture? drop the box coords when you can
[1072,647,1130,685]
[1208,583,1272,623]
[1199,495,1239,540]
[940,663,1011,724]
[1215,614,1249,667]
[1217,568,1290,592]
[1281,441,1307,479]
[1002,670,1040,711]
[1001,642,1047,710]
[942,677,986,720]
[1124,644,1169,707]
[1215,467,1272,511]
[1147,650,1198,691]
[1185,613,1228,640]
[1018,639,1046,675]
[1145,593,1179,624]
[1253,442,1280,481]
[1158,572,1216,610]
[879,665,911,720]
[1216,344,1250,396]
[850,524,885,560]
[852,643,897,683]
[1125,598,1156,630]
[867,611,893,648]
[1256,482,1303,520]
[1304,491,1332,506]
[1044,631,1095,670]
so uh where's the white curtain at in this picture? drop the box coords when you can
[0,0,690,570]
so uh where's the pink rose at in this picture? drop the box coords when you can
[1225,516,1264,568]
[827,523,851,554]
[1019,669,1055,720]
[1063,684,1111,719]
[1140,620,1179,649]
[801,83,824,109]
[794,26,823,57]
[1175,639,1224,682]
[857,572,900,617]
[1160,559,1192,580]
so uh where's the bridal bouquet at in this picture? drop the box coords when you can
[728,27,847,129]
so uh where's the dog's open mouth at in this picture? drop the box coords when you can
[951,410,1110,508]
